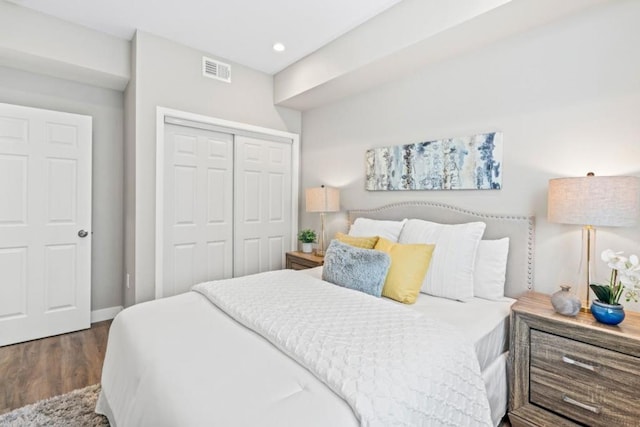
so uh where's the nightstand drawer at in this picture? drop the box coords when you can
[285,252,324,270]
[289,261,313,270]
[530,329,640,426]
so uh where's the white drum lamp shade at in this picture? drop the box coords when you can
[548,175,640,227]
[305,186,340,213]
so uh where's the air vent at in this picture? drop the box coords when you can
[202,56,231,83]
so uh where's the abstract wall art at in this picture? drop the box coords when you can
[365,132,503,191]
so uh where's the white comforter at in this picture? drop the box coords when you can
[193,270,492,426]
[97,291,360,427]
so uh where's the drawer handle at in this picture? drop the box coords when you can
[562,355,595,371]
[562,394,600,414]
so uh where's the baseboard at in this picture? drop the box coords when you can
[91,306,123,323]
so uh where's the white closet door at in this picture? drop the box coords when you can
[162,124,233,297]
[234,135,292,277]
[0,103,92,346]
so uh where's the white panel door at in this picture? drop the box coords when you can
[161,124,233,297]
[234,135,292,277]
[0,103,92,346]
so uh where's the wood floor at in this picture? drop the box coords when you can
[0,320,111,415]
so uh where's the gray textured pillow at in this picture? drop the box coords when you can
[322,239,391,297]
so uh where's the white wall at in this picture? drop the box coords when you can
[300,1,640,309]
[128,31,302,303]
[0,65,125,312]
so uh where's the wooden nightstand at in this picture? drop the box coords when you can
[509,292,640,427]
[285,251,324,270]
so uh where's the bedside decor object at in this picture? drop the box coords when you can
[590,300,625,325]
[298,229,317,253]
[305,185,340,256]
[548,173,640,311]
[365,132,502,191]
[588,249,640,325]
[550,285,581,317]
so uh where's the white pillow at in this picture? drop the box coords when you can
[474,238,510,301]
[398,219,486,301]
[348,218,407,242]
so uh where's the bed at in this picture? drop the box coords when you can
[97,201,535,427]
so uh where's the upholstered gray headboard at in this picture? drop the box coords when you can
[348,201,535,298]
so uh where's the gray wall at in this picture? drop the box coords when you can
[300,1,640,309]
[128,32,302,304]
[0,65,124,311]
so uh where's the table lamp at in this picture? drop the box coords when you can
[305,185,340,256]
[548,173,640,310]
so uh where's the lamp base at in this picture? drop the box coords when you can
[314,250,325,257]
[580,306,591,313]
[317,212,327,258]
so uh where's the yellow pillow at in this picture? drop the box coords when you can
[335,232,379,249]
[374,237,435,304]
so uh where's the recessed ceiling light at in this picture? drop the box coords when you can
[272,42,286,52]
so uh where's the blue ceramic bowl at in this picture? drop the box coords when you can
[591,300,625,325]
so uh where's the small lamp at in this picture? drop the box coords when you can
[305,185,340,256]
[548,173,640,310]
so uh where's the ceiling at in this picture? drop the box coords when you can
[7,0,402,75]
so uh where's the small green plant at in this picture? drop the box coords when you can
[298,229,317,243]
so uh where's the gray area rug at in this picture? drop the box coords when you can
[0,384,108,426]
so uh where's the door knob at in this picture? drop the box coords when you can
[78,229,89,238]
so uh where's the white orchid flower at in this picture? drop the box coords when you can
[623,270,640,284]
[602,249,627,269]
[620,274,639,287]
[611,256,629,271]
[625,263,640,274]
[601,249,620,262]
[596,249,640,304]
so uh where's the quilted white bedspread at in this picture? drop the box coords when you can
[193,269,492,426]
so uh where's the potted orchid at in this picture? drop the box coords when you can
[589,249,640,325]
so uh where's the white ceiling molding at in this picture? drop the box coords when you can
[274,0,613,111]
[0,1,130,91]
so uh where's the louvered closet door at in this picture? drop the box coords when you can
[0,103,92,346]
[162,124,233,297]
[234,135,292,277]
